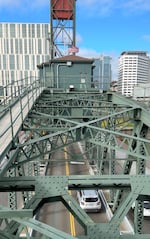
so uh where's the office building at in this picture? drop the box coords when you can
[0,23,50,87]
[93,55,112,91]
[118,51,150,97]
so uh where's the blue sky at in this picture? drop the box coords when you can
[1,0,150,80]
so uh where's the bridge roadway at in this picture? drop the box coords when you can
[0,88,150,239]
[32,142,134,237]
[0,87,44,157]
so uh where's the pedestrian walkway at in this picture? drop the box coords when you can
[0,88,44,157]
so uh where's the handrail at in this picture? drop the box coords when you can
[0,77,42,115]
[0,77,45,158]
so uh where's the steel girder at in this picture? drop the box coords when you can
[1,90,150,238]
[50,0,76,59]
[0,175,150,239]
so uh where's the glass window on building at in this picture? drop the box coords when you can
[44,42,49,55]
[10,39,14,54]
[104,64,110,76]
[32,56,35,69]
[22,24,27,38]
[36,55,40,65]
[37,24,41,38]
[3,55,6,70]
[15,39,19,54]
[45,55,50,62]
[17,55,21,70]
[31,24,35,38]
[25,55,29,70]
[5,39,9,54]
[11,71,15,84]
[28,24,31,38]
[24,39,28,54]
[5,24,9,38]
[45,25,49,38]
[19,39,23,54]
[23,70,28,78]
[24,71,29,85]
[38,39,42,54]
[0,24,2,38]
[29,39,32,54]
[9,55,15,70]
[10,24,16,38]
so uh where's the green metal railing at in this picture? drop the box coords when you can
[0,76,43,114]
[0,77,45,158]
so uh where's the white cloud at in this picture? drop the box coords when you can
[78,0,150,16]
[122,0,150,12]
[30,0,48,8]
[1,0,150,15]
[142,35,150,42]
[78,47,100,58]
[0,0,48,9]
[0,0,19,7]
[78,47,119,81]
[78,0,114,16]
[76,33,83,45]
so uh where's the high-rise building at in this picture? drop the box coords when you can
[118,51,150,97]
[93,55,112,91]
[0,23,50,86]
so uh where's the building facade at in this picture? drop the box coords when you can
[0,23,50,87]
[133,83,150,102]
[93,55,112,91]
[118,51,150,97]
[38,55,94,90]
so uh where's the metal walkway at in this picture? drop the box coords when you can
[0,85,44,157]
[0,83,150,239]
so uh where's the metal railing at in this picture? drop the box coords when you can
[0,77,45,157]
[0,76,43,115]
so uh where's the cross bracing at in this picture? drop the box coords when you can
[0,88,150,238]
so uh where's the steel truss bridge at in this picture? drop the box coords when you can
[0,81,150,239]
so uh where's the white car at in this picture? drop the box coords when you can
[77,189,101,212]
[143,201,150,217]
[132,201,150,217]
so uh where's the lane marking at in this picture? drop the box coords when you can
[64,146,76,236]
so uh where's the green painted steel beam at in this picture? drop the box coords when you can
[0,209,33,218]
[110,92,150,127]
[1,90,150,238]
[1,174,149,238]
[62,194,93,230]
[14,217,77,239]
[0,175,150,196]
